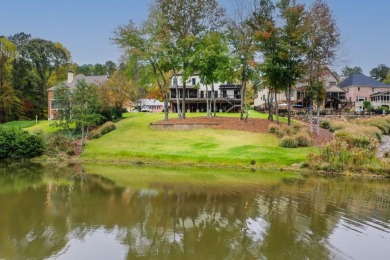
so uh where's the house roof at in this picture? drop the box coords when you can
[67,74,108,88]
[48,74,108,90]
[139,99,164,106]
[339,73,390,88]
[326,85,345,93]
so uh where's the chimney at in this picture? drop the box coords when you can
[67,69,74,84]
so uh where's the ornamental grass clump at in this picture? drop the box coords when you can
[268,123,279,133]
[280,136,298,148]
[308,120,382,173]
[294,131,311,147]
[352,116,390,135]
[267,123,312,148]
[320,120,331,129]
[311,140,378,172]
[89,121,116,139]
[276,125,293,138]
[334,123,381,146]
[328,120,349,132]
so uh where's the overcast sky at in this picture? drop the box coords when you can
[2,0,389,75]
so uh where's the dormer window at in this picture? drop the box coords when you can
[192,78,196,85]
[173,78,178,86]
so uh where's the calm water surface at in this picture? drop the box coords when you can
[0,163,389,259]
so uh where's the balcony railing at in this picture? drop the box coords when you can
[170,93,241,100]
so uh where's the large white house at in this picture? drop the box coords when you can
[170,74,242,113]
[254,69,349,112]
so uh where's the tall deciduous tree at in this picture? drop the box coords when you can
[194,31,232,118]
[0,37,20,122]
[22,38,69,118]
[228,0,257,120]
[156,0,225,119]
[370,64,389,82]
[99,70,134,116]
[251,0,285,123]
[113,6,172,121]
[276,0,308,126]
[52,80,102,146]
[341,66,363,77]
[306,0,340,133]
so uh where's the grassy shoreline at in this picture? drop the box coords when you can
[78,112,314,169]
[16,111,390,176]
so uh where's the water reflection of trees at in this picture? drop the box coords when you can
[0,169,389,259]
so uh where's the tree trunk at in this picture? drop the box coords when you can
[275,88,279,124]
[287,84,292,126]
[174,73,182,119]
[212,83,216,118]
[164,92,169,121]
[206,85,211,118]
[316,104,320,135]
[182,82,186,119]
[240,80,246,120]
[268,91,273,121]
[309,99,314,133]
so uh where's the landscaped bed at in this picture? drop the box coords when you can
[153,116,333,145]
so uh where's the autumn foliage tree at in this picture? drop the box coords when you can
[0,37,20,123]
[22,38,69,118]
[306,0,340,133]
[99,70,134,119]
[228,0,257,120]
[155,0,226,119]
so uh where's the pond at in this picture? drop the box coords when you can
[0,163,389,259]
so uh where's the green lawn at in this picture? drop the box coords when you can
[2,120,58,133]
[82,112,314,168]
[1,121,37,129]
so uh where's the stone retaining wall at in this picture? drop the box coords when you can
[150,123,218,131]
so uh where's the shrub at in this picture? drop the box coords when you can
[292,124,301,134]
[44,133,76,157]
[320,120,331,129]
[280,136,298,148]
[100,121,116,135]
[90,132,102,139]
[0,127,45,159]
[294,132,310,147]
[354,117,390,135]
[335,123,381,146]
[309,140,378,172]
[275,125,292,138]
[328,120,349,132]
[268,123,279,133]
[89,121,116,139]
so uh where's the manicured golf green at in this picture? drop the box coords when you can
[81,112,314,168]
